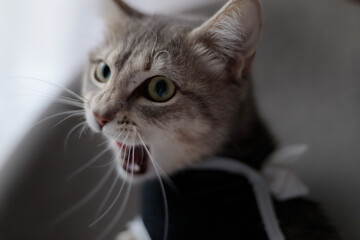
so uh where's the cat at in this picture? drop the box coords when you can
[82,0,340,239]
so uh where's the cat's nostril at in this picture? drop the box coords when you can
[93,112,112,128]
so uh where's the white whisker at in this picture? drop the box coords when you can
[21,83,85,104]
[67,148,110,181]
[34,110,85,128]
[52,98,85,108]
[133,127,176,190]
[94,174,119,218]
[113,126,127,143]
[90,160,116,168]
[4,93,85,109]
[55,95,83,104]
[93,128,127,164]
[11,76,87,102]
[51,113,85,130]
[136,128,169,240]
[95,131,135,240]
[97,140,110,148]
[63,121,87,152]
[119,131,131,154]
[89,139,131,228]
[78,122,90,139]
[49,166,114,229]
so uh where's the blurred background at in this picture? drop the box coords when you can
[0,0,359,239]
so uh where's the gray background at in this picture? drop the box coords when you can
[0,0,359,239]
[256,1,360,239]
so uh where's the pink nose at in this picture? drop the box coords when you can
[93,112,113,128]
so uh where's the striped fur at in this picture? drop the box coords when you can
[83,0,270,181]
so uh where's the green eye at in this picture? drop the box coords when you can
[147,76,176,102]
[95,61,111,83]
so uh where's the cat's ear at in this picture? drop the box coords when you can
[101,0,145,23]
[189,0,262,78]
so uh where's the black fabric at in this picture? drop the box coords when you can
[141,170,269,240]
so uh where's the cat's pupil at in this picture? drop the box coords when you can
[155,80,168,97]
[102,65,111,79]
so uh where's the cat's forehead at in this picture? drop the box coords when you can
[90,16,202,87]
[101,15,202,56]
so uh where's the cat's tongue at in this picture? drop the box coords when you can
[116,141,148,175]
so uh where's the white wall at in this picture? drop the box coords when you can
[0,0,105,168]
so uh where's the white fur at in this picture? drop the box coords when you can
[151,50,170,71]
[85,107,101,132]
[193,43,226,72]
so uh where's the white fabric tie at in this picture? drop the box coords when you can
[262,145,309,201]
[130,145,309,240]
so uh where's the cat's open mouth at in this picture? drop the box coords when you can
[116,141,149,175]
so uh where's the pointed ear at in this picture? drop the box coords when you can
[101,0,145,24]
[189,0,262,78]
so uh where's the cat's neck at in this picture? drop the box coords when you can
[218,78,276,170]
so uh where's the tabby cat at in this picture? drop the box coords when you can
[82,0,340,239]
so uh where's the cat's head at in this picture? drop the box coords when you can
[83,0,262,182]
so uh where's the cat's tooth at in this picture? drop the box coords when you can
[134,164,141,173]
[129,163,141,173]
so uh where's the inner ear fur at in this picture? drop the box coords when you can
[189,0,262,79]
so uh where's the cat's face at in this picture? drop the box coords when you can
[82,0,262,182]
